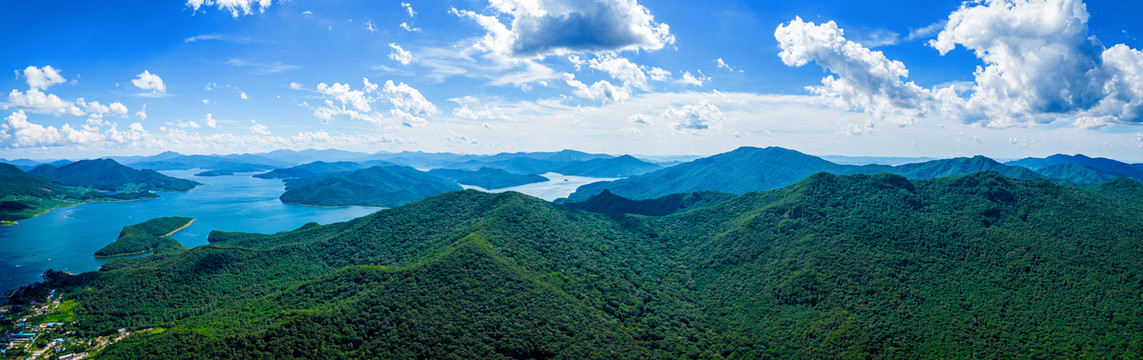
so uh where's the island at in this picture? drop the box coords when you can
[428,167,549,189]
[93,217,193,257]
[279,165,461,207]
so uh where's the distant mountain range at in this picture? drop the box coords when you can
[568,147,1126,200]
[254,161,368,179]
[0,162,160,222]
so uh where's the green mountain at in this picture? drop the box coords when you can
[554,155,662,177]
[559,189,736,216]
[1033,163,1121,186]
[23,171,1143,358]
[428,167,549,189]
[569,147,1041,200]
[254,161,366,179]
[1007,153,1143,180]
[30,159,200,192]
[279,165,462,207]
[94,217,193,257]
[0,162,159,222]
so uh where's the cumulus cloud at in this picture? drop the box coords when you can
[77,98,128,115]
[776,17,932,126]
[239,91,248,100]
[186,0,273,17]
[311,78,436,126]
[646,67,671,81]
[7,89,85,116]
[249,119,270,134]
[131,70,167,94]
[23,66,66,90]
[2,110,61,147]
[365,20,377,32]
[777,0,1143,129]
[676,71,703,87]
[173,119,201,128]
[205,113,219,128]
[452,0,674,59]
[136,105,148,120]
[663,100,724,132]
[289,82,304,90]
[562,73,629,103]
[389,43,415,65]
[589,55,648,89]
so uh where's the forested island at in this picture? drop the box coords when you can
[93,217,194,257]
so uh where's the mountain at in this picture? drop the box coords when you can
[94,217,192,257]
[1033,163,1121,186]
[559,189,736,216]
[22,172,1143,358]
[1006,153,1143,179]
[193,162,274,177]
[477,149,613,163]
[428,167,549,189]
[554,155,661,177]
[569,146,861,200]
[279,166,462,207]
[128,154,284,171]
[0,163,158,222]
[890,155,1042,180]
[569,147,1042,200]
[0,158,72,171]
[254,161,366,179]
[255,148,371,164]
[29,159,200,192]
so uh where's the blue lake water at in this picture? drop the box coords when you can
[0,170,614,295]
[0,170,378,295]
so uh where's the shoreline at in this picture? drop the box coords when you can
[162,218,195,237]
[1,194,166,226]
[93,218,194,258]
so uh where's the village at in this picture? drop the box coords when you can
[1,290,138,360]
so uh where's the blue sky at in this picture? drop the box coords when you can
[3,0,1143,161]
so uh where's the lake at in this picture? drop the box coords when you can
[0,170,613,295]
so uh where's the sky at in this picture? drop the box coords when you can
[3,0,1143,161]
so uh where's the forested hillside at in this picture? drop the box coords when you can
[279,165,461,207]
[30,159,200,192]
[20,171,1143,358]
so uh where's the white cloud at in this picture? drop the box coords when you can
[289,82,304,90]
[662,99,724,132]
[131,70,167,94]
[383,80,437,116]
[136,105,148,120]
[646,67,671,81]
[400,22,422,32]
[23,66,66,90]
[317,80,373,112]
[715,58,742,73]
[249,119,270,134]
[629,113,653,125]
[172,119,201,128]
[401,2,416,17]
[775,17,931,127]
[365,20,377,32]
[562,73,629,103]
[202,99,210,105]
[184,33,253,43]
[2,110,62,147]
[226,59,300,74]
[186,0,273,18]
[677,71,703,87]
[77,98,128,115]
[450,96,510,120]
[240,91,248,100]
[589,55,648,89]
[7,88,85,116]
[205,113,218,128]
[389,43,415,65]
[452,0,674,59]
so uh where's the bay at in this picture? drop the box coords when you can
[0,170,377,295]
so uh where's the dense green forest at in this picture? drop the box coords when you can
[20,170,1143,358]
[559,189,736,216]
[94,217,194,257]
[428,167,549,189]
[279,165,462,207]
[30,158,200,192]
